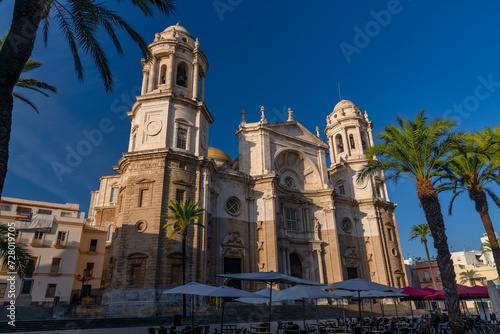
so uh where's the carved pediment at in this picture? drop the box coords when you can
[220,231,245,259]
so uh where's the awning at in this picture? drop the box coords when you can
[16,214,54,230]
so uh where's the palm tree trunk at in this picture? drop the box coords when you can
[181,232,187,318]
[418,180,465,334]
[0,0,46,195]
[423,240,438,290]
[470,189,500,278]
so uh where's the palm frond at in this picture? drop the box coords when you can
[16,78,58,94]
[22,60,43,73]
[12,92,40,113]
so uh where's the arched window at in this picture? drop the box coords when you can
[176,62,188,87]
[349,134,355,149]
[335,134,344,153]
[159,64,167,85]
[289,254,303,278]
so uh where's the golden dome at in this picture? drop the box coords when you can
[208,147,232,163]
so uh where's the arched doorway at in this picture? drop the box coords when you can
[289,254,303,278]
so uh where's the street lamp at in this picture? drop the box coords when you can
[76,269,93,303]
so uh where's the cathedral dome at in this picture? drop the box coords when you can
[333,99,359,112]
[208,147,232,163]
[162,24,192,37]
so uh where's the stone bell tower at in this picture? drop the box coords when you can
[104,25,213,303]
[129,24,211,156]
[324,99,407,288]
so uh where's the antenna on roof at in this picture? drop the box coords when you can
[338,82,344,101]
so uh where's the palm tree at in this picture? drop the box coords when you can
[357,110,466,333]
[480,240,494,254]
[162,199,204,317]
[0,0,176,196]
[1,31,58,113]
[409,224,438,290]
[438,139,500,278]
[459,270,486,286]
[0,225,33,278]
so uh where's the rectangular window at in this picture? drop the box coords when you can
[130,264,142,286]
[338,185,345,195]
[139,189,149,207]
[57,231,66,241]
[85,262,95,277]
[110,188,118,203]
[17,206,32,213]
[51,258,61,273]
[56,231,67,246]
[285,209,297,231]
[0,203,12,211]
[45,284,57,298]
[34,231,44,239]
[388,228,393,241]
[171,264,181,286]
[424,271,430,281]
[0,283,6,298]
[89,239,98,252]
[38,209,52,215]
[175,189,184,203]
[176,128,187,149]
[60,211,71,217]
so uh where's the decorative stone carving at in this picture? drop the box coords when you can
[257,241,264,251]
[343,245,359,268]
[220,231,245,259]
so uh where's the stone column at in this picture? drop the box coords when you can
[344,128,351,155]
[316,250,324,283]
[200,76,205,102]
[166,53,175,91]
[328,136,336,165]
[141,70,148,95]
[367,128,375,147]
[147,57,157,92]
[192,61,199,100]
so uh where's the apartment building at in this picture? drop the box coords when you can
[0,197,105,306]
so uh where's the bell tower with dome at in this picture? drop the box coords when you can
[92,24,215,304]
[128,24,212,156]
[324,99,406,288]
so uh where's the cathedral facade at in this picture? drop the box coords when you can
[87,25,406,303]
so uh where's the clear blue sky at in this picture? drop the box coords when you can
[2,1,500,260]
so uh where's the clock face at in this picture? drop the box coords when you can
[144,119,162,136]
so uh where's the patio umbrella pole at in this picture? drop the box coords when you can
[191,294,195,328]
[357,291,362,327]
[268,282,273,330]
[220,298,225,334]
[302,299,306,329]
[380,299,385,319]
[393,298,398,318]
[408,297,414,320]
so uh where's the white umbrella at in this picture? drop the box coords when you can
[236,287,283,304]
[217,271,324,326]
[488,280,500,321]
[274,285,341,328]
[202,286,266,334]
[163,282,218,327]
[162,282,217,295]
[324,278,396,325]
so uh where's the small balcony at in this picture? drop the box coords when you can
[30,238,44,247]
[54,238,67,248]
